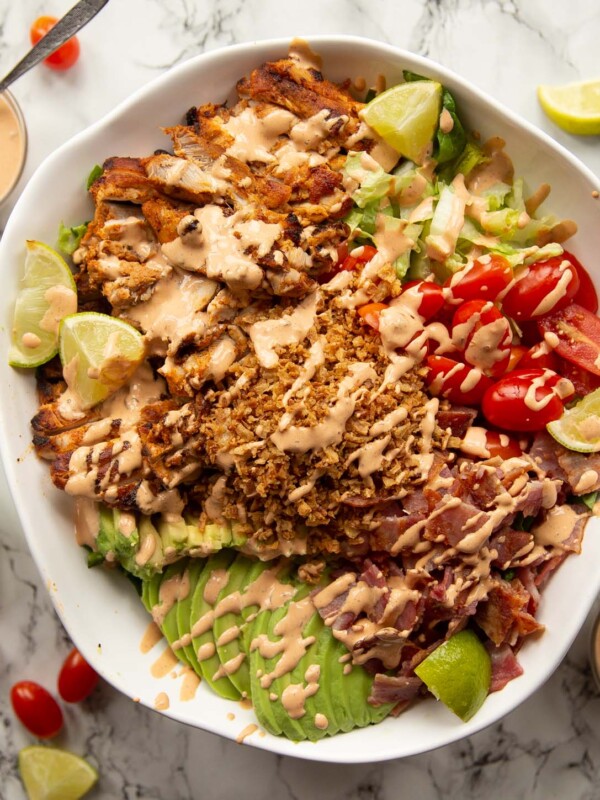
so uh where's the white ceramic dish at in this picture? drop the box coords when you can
[1,36,600,763]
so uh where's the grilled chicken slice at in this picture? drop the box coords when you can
[90,157,157,205]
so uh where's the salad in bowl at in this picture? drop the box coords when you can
[3,37,600,761]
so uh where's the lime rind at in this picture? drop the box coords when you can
[9,241,77,369]
[547,387,600,453]
[414,629,491,722]
[538,80,600,135]
[360,80,442,164]
[18,745,98,800]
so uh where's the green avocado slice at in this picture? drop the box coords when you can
[248,607,283,736]
[190,550,240,700]
[175,557,206,674]
[157,560,192,668]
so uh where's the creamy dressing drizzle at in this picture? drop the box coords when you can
[249,291,319,368]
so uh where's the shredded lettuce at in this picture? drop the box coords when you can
[86,164,103,190]
[343,152,392,208]
[57,221,88,255]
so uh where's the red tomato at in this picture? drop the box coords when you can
[402,280,445,320]
[357,302,387,332]
[556,356,600,397]
[339,244,378,272]
[484,430,523,459]
[446,254,513,303]
[58,648,100,704]
[30,16,80,71]
[564,250,598,313]
[516,342,560,372]
[537,302,600,377]
[501,256,580,321]
[452,299,512,377]
[10,681,63,739]
[481,368,567,432]
[425,355,493,406]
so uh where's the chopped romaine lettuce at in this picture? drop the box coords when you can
[343,152,392,208]
[86,164,103,190]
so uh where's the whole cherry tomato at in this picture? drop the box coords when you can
[481,368,570,432]
[426,355,493,406]
[515,342,561,372]
[452,299,512,377]
[10,681,63,738]
[446,254,513,303]
[30,16,80,71]
[58,648,100,703]
[401,280,445,320]
[501,255,580,321]
[537,302,600,377]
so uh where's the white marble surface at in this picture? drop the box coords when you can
[1,0,600,797]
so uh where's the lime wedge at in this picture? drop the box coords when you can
[414,629,491,722]
[9,241,77,369]
[18,746,98,800]
[360,80,443,164]
[538,79,600,135]
[547,387,600,452]
[59,312,145,410]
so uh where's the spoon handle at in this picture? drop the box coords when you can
[0,0,111,94]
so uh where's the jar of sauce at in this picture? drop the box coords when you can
[0,90,27,208]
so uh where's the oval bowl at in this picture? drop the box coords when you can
[1,36,600,763]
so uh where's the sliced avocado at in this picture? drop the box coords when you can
[175,557,207,674]
[248,607,283,736]
[190,550,240,700]
[212,553,253,695]
[157,516,192,559]
[120,515,165,580]
[96,506,139,562]
[158,559,192,668]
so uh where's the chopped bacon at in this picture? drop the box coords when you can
[529,431,567,481]
[425,498,491,548]
[475,580,544,646]
[490,527,534,569]
[436,405,478,438]
[556,449,600,495]
[367,674,422,707]
[486,642,524,692]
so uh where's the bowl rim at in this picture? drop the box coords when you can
[2,34,600,763]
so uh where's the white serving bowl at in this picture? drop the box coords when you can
[1,36,599,763]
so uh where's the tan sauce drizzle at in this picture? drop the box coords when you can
[574,470,599,494]
[203,568,230,606]
[150,646,180,678]
[533,505,583,547]
[288,38,323,70]
[460,427,491,459]
[140,621,163,654]
[154,692,170,711]
[179,666,201,701]
[236,723,259,744]
[152,570,190,627]
[21,332,41,349]
[39,285,77,335]
[223,106,296,163]
[249,291,319,369]
[73,498,100,548]
[281,665,320,720]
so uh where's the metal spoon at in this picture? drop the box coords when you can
[0,0,110,94]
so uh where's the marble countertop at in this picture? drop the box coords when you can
[1,1,600,797]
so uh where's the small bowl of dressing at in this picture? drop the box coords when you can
[591,608,600,691]
[0,90,27,209]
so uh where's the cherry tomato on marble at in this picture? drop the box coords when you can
[452,299,512,377]
[446,254,513,304]
[357,302,387,332]
[10,681,63,739]
[401,280,445,320]
[501,256,580,322]
[58,647,100,704]
[30,16,80,71]
[537,302,600,377]
[481,368,569,432]
[564,250,598,313]
[425,355,493,406]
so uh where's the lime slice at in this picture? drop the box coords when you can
[360,80,442,164]
[9,241,77,369]
[18,746,98,800]
[414,629,491,722]
[538,80,600,135]
[59,312,145,410]
[547,387,600,453]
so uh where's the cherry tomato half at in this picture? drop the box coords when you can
[357,302,387,332]
[10,681,64,738]
[537,302,600,377]
[556,356,600,397]
[481,368,567,432]
[402,280,445,320]
[516,342,560,372]
[565,250,598,314]
[501,255,580,322]
[426,355,493,406]
[58,648,100,704]
[30,16,80,71]
[339,244,378,272]
[452,299,512,377]
[446,254,512,303]
[507,345,527,372]
[460,427,523,459]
